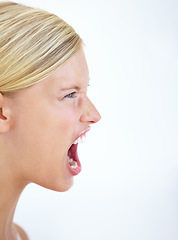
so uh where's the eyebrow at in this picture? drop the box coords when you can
[60,78,90,92]
[60,85,81,91]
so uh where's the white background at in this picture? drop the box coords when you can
[14,0,178,239]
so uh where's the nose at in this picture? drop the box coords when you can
[80,97,101,124]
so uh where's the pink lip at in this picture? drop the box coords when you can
[73,126,91,143]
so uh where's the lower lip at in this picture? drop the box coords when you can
[67,160,82,176]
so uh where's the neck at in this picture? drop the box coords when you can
[0,171,26,240]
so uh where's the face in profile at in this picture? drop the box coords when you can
[4,48,101,192]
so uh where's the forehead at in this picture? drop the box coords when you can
[47,48,89,88]
[9,48,89,102]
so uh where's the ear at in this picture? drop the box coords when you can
[0,93,12,133]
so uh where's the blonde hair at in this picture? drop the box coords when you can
[0,1,82,94]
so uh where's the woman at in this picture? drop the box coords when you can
[0,2,101,240]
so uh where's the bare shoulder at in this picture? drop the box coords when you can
[14,223,29,240]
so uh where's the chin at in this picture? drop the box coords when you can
[53,181,74,192]
[39,177,74,192]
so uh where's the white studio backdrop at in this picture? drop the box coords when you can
[13,0,178,240]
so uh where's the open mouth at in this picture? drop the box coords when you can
[67,143,81,175]
[67,128,89,176]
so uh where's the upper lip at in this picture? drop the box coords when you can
[67,126,91,152]
[73,126,91,144]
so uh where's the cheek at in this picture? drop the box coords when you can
[19,110,73,162]
[8,91,82,191]
[11,102,80,188]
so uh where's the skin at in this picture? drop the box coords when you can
[0,47,101,240]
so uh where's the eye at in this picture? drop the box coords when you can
[63,92,77,99]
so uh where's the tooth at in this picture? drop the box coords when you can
[68,157,78,168]
[73,133,87,145]
[78,135,85,144]
[74,139,78,144]
[71,162,78,168]
[81,134,86,143]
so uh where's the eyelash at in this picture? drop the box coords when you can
[63,92,77,100]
